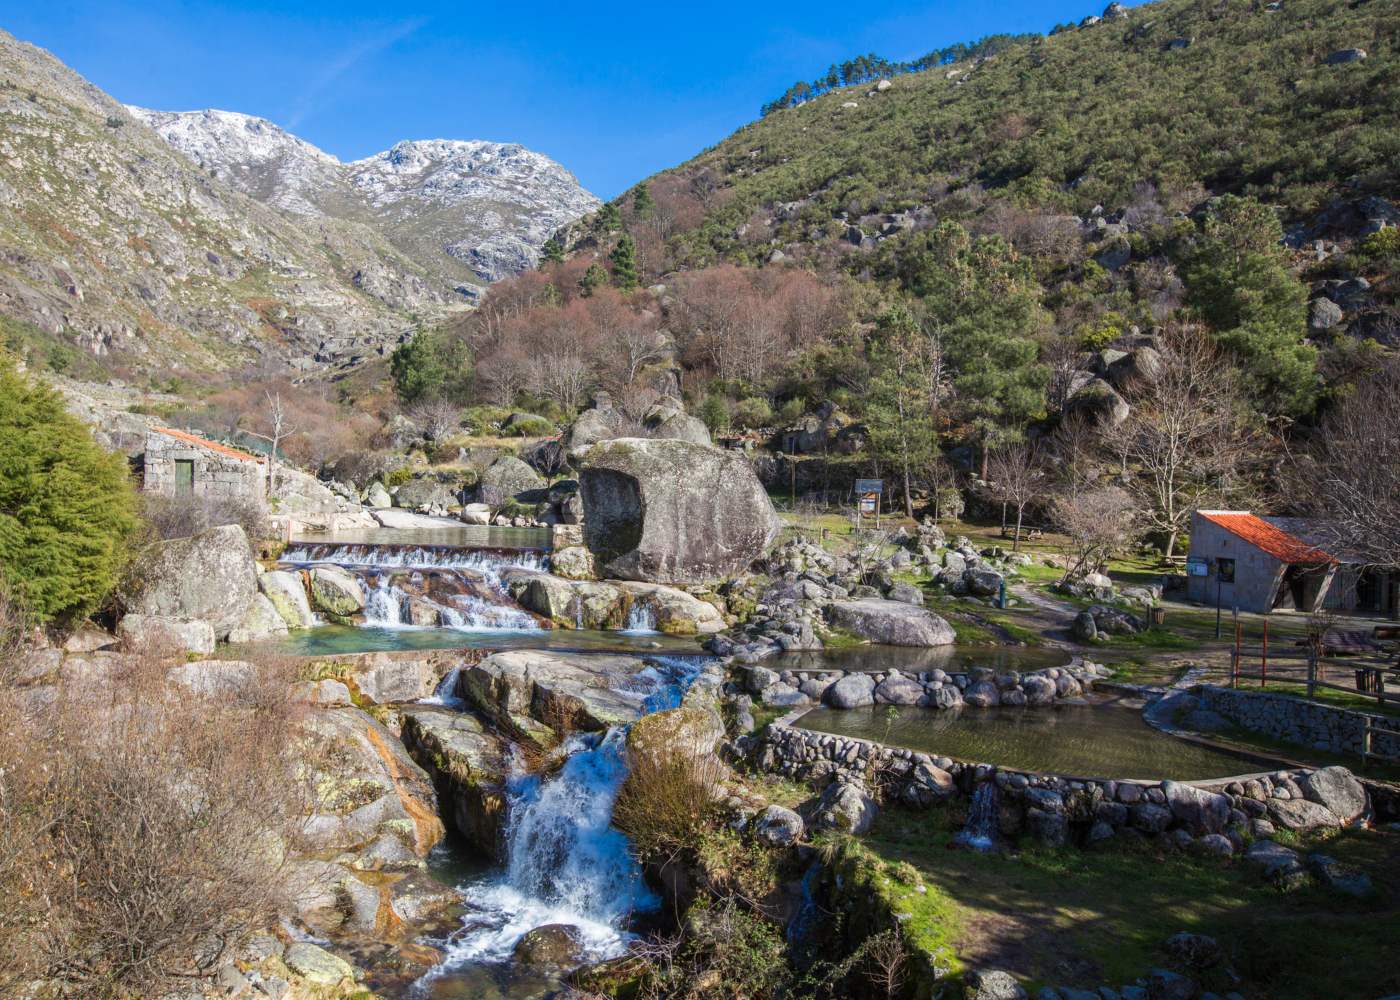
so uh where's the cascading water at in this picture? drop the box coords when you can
[413,656,710,994]
[622,602,657,634]
[283,543,547,633]
[954,781,999,851]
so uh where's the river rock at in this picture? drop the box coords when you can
[874,672,925,705]
[226,592,289,644]
[617,581,725,635]
[401,707,508,857]
[579,438,781,584]
[506,570,624,629]
[461,649,666,735]
[308,565,366,618]
[824,599,956,646]
[964,680,1000,707]
[628,705,726,763]
[753,804,804,846]
[1021,674,1057,705]
[478,455,546,505]
[825,673,876,709]
[965,567,1003,598]
[260,569,316,628]
[298,707,445,860]
[649,410,712,446]
[811,780,878,834]
[119,523,257,639]
[115,614,215,655]
[1162,781,1231,835]
[551,545,597,581]
[365,481,392,508]
[513,924,584,970]
[283,942,355,987]
[966,969,1027,1000]
[1298,766,1367,825]
[1268,797,1340,832]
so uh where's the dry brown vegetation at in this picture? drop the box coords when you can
[612,750,726,859]
[0,620,310,999]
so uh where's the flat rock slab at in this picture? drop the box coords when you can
[460,649,674,735]
[824,599,956,647]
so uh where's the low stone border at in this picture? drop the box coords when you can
[746,712,1370,854]
[1190,684,1400,760]
[742,657,1105,712]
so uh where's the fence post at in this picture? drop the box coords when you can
[1261,619,1268,689]
[1306,645,1317,700]
[1363,718,1372,764]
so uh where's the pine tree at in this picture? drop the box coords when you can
[609,234,640,291]
[579,262,610,298]
[0,357,138,623]
[865,304,943,518]
[631,184,654,219]
[595,203,621,233]
[540,237,565,265]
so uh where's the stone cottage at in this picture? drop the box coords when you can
[1185,511,1337,614]
[142,427,266,503]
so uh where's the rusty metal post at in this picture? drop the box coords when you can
[1261,619,1268,689]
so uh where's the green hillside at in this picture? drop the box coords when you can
[634,0,1398,268]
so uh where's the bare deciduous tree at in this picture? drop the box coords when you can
[1105,324,1257,559]
[246,389,296,497]
[988,442,1046,551]
[1052,485,1140,583]
[1297,357,1400,569]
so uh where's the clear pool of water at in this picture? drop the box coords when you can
[769,644,1070,676]
[227,624,705,658]
[796,700,1267,781]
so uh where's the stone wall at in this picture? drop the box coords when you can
[1196,684,1400,760]
[747,717,1368,854]
[143,429,266,502]
[741,660,1105,711]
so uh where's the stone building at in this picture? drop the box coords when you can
[1184,511,1337,615]
[142,427,266,502]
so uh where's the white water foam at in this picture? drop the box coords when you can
[621,602,658,635]
[413,658,711,993]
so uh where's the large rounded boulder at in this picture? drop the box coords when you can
[579,439,781,584]
[119,524,257,640]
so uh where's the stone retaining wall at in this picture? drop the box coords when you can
[742,659,1104,712]
[1196,685,1400,760]
[748,716,1368,855]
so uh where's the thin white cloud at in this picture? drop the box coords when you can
[287,17,426,128]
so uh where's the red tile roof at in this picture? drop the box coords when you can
[1199,511,1335,565]
[152,426,264,464]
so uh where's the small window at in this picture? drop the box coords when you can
[1216,557,1235,584]
[175,459,194,495]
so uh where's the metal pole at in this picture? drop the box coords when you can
[1215,573,1223,639]
[1261,619,1268,689]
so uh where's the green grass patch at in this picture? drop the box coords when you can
[863,808,1400,998]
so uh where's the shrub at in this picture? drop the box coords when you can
[141,492,265,542]
[612,750,724,857]
[731,396,774,430]
[1354,227,1400,270]
[382,465,413,488]
[503,415,554,437]
[0,359,138,623]
[0,654,308,998]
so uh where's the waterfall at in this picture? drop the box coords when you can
[281,543,549,580]
[424,731,656,973]
[419,666,464,709]
[954,781,999,851]
[363,576,407,626]
[622,602,657,634]
[414,657,711,992]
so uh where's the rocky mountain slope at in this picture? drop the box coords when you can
[0,29,596,380]
[130,108,600,290]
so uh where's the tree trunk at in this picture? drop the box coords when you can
[1013,507,1024,552]
[1164,529,1179,562]
[902,462,913,519]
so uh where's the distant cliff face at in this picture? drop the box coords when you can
[131,109,600,289]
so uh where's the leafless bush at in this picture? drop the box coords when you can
[0,654,308,998]
[141,492,266,541]
[409,398,463,441]
[1052,486,1139,582]
[613,750,725,859]
[862,929,909,999]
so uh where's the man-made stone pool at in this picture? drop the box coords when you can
[290,523,551,551]
[796,699,1262,781]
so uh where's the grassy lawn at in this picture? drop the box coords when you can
[859,809,1400,999]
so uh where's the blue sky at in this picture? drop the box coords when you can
[7,1,1138,198]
